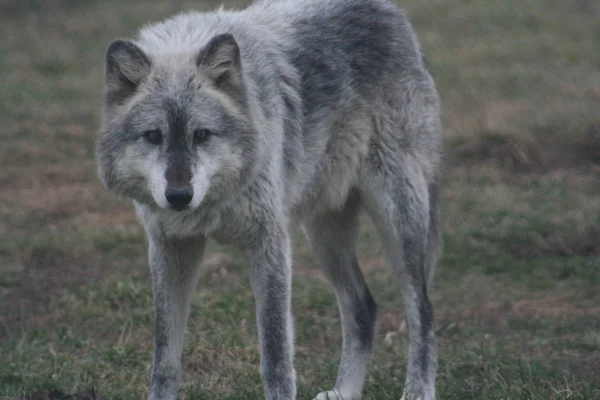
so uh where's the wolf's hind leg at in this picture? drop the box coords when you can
[303,192,377,400]
[363,162,438,400]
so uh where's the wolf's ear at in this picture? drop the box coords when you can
[196,34,242,89]
[105,40,151,103]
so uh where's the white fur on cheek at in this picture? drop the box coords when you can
[148,161,169,208]
[189,157,218,209]
[114,146,166,207]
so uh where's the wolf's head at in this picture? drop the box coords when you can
[97,33,259,212]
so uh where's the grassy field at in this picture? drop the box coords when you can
[0,0,599,399]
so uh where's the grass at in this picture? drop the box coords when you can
[0,0,599,399]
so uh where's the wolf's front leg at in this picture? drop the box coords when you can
[147,234,206,400]
[245,226,296,400]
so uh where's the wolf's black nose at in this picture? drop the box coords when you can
[165,187,193,209]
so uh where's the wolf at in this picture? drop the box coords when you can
[96,0,443,399]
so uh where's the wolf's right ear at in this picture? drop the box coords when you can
[105,40,151,103]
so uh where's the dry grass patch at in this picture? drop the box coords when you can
[25,387,100,400]
[448,121,600,174]
[508,225,600,259]
[450,131,546,172]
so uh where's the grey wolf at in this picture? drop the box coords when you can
[96,0,443,398]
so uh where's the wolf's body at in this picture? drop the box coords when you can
[96,0,443,399]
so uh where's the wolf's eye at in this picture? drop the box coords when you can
[193,128,212,145]
[144,129,163,145]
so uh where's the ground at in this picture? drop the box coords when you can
[0,0,599,399]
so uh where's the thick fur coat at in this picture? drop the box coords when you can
[96,0,443,399]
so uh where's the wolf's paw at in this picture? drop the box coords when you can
[400,391,434,400]
[313,389,360,400]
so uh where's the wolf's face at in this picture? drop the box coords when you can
[97,34,258,212]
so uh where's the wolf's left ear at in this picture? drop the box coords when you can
[105,40,151,103]
[196,34,242,89]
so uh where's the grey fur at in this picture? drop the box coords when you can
[96,0,443,399]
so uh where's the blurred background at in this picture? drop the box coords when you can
[0,0,598,399]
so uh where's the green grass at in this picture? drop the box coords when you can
[0,0,599,399]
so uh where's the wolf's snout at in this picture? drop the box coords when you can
[165,187,193,210]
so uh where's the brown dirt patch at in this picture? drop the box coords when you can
[448,122,600,173]
[0,250,101,339]
[436,297,600,333]
[509,225,600,258]
[450,131,546,172]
